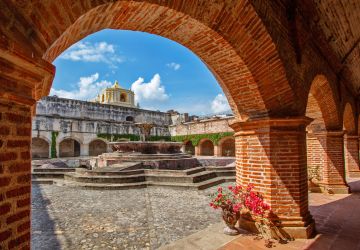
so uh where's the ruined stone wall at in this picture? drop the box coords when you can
[32,96,172,156]
[169,116,234,136]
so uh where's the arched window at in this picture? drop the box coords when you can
[126,116,134,122]
[120,93,127,102]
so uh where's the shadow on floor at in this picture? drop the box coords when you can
[31,183,63,250]
[304,179,360,249]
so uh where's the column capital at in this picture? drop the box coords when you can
[344,134,359,139]
[0,37,55,106]
[311,130,345,137]
[229,116,313,136]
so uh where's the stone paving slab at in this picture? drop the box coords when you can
[31,183,227,249]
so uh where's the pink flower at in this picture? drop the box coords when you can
[218,187,223,192]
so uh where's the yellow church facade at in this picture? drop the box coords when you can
[92,81,136,108]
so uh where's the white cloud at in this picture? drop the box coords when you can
[50,73,112,100]
[60,41,125,67]
[131,74,169,104]
[211,94,231,113]
[166,62,181,71]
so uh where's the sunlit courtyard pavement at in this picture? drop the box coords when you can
[31,184,224,250]
[32,179,360,250]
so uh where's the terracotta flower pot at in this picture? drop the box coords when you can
[221,207,240,235]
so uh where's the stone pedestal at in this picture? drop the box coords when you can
[230,117,315,239]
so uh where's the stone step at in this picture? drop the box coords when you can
[144,166,206,176]
[76,168,145,176]
[32,178,54,184]
[205,166,235,171]
[213,170,236,177]
[196,177,235,190]
[53,177,234,190]
[64,173,146,184]
[32,168,76,173]
[55,180,147,190]
[32,172,66,179]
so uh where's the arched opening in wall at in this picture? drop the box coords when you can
[32,138,50,159]
[305,75,344,193]
[199,139,214,156]
[120,93,127,102]
[184,141,195,155]
[219,137,235,157]
[59,138,81,157]
[21,0,306,246]
[126,116,134,122]
[89,140,107,156]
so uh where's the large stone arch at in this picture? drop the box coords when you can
[183,140,195,155]
[89,139,108,156]
[199,139,214,156]
[31,137,50,159]
[218,136,235,157]
[36,0,297,120]
[59,138,81,157]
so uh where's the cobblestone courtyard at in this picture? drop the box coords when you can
[31,184,224,250]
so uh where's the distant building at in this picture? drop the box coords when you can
[92,81,136,108]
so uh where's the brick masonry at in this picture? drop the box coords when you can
[0,98,32,250]
[1,0,360,246]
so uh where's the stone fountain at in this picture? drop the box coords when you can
[90,122,199,170]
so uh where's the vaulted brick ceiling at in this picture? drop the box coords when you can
[299,0,360,95]
[2,0,360,97]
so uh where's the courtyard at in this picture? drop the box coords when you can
[31,179,360,250]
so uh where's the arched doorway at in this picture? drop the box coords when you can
[184,141,195,155]
[0,0,318,243]
[219,137,235,157]
[343,103,360,177]
[89,140,107,156]
[199,139,214,156]
[305,75,348,193]
[32,138,50,159]
[59,138,81,157]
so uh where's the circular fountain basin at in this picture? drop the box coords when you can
[109,141,182,154]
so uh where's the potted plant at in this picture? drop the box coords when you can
[209,186,242,235]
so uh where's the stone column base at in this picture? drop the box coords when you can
[348,171,360,178]
[320,184,349,194]
[239,216,315,239]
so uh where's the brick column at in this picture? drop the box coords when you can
[313,131,349,194]
[230,117,315,239]
[0,39,55,248]
[344,134,360,178]
[306,133,324,193]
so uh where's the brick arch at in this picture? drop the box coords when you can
[39,0,296,120]
[59,138,81,157]
[199,138,214,156]
[89,139,108,156]
[31,137,50,159]
[306,75,340,131]
[343,103,356,135]
[218,136,235,157]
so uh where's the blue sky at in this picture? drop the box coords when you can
[51,29,231,115]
